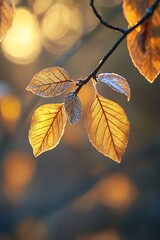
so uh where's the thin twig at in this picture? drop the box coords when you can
[90,0,125,33]
[75,0,160,94]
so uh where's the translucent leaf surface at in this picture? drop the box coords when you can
[0,0,15,41]
[123,0,160,82]
[26,67,73,98]
[98,73,131,101]
[85,94,130,163]
[64,92,82,125]
[29,103,66,157]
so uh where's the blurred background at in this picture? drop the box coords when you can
[0,0,160,239]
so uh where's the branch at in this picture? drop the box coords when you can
[90,0,125,33]
[75,0,160,93]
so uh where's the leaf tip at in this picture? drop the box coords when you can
[33,149,43,158]
[69,120,76,126]
[25,85,31,91]
[114,157,121,164]
[33,151,38,158]
[127,94,131,102]
[103,150,122,163]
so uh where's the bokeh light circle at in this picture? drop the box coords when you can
[1,8,42,64]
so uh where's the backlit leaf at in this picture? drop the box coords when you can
[98,73,131,101]
[29,103,66,157]
[85,94,130,163]
[0,0,15,41]
[26,67,73,98]
[123,0,149,26]
[64,92,82,125]
[123,0,160,82]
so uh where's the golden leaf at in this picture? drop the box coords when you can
[98,72,131,101]
[0,0,15,41]
[64,92,82,125]
[85,94,130,163]
[26,67,73,98]
[29,103,66,157]
[123,0,160,82]
[123,0,149,26]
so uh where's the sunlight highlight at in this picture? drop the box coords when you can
[31,0,53,15]
[13,0,21,5]
[98,174,138,210]
[0,95,21,121]
[3,152,36,198]
[16,219,49,240]
[74,173,138,212]
[82,3,99,33]
[77,229,120,240]
[2,8,42,64]
[42,3,83,54]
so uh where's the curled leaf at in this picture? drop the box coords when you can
[0,0,15,41]
[98,73,131,101]
[127,25,160,82]
[123,0,160,82]
[29,103,66,157]
[26,67,73,98]
[85,94,130,163]
[64,92,82,125]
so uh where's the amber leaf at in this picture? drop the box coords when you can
[26,67,73,98]
[123,0,160,82]
[98,73,131,101]
[0,0,15,41]
[29,103,66,157]
[64,92,82,125]
[85,94,130,163]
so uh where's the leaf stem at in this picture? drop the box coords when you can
[75,0,160,94]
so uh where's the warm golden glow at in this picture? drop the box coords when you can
[78,83,94,111]
[31,0,53,15]
[16,219,49,240]
[63,123,85,146]
[3,152,36,197]
[13,0,21,5]
[42,3,83,54]
[26,67,73,98]
[0,95,21,121]
[29,103,67,157]
[85,94,130,162]
[63,83,94,146]
[97,0,122,7]
[77,229,120,240]
[124,0,160,82]
[2,8,42,64]
[42,3,72,41]
[0,0,15,42]
[98,174,138,210]
[82,3,99,33]
[74,173,137,212]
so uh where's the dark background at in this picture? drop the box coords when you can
[0,0,160,239]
